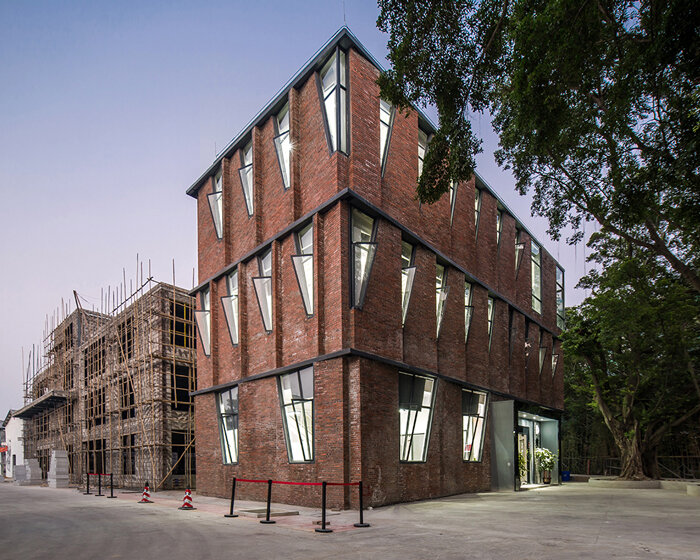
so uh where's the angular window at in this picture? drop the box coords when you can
[399,372,436,462]
[462,389,488,462]
[279,367,314,463]
[436,263,448,337]
[531,241,542,313]
[238,141,254,217]
[474,187,482,237]
[551,343,559,378]
[539,331,547,375]
[319,48,348,154]
[401,241,416,326]
[487,297,495,351]
[274,103,291,189]
[253,249,273,332]
[496,210,502,245]
[194,287,211,356]
[207,168,224,239]
[556,266,565,329]
[449,181,457,226]
[379,98,394,175]
[464,281,474,343]
[515,229,525,273]
[418,128,429,178]
[292,223,314,316]
[351,208,377,308]
[217,386,239,464]
[221,269,239,345]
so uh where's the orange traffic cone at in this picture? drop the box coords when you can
[178,488,196,510]
[138,482,153,504]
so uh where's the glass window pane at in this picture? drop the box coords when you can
[274,131,291,189]
[324,93,337,151]
[252,277,273,332]
[339,87,347,153]
[207,191,223,239]
[298,223,313,255]
[399,373,436,462]
[338,49,346,87]
[277,103,290,133]
[401,266,416,326]
[214,170,223,193]
[221,295,239,345]
[228,269,238,295]
[279,369,314,462]
[401,241,413,268]
[462,389,488,461]
[418,129,428,178]
[352,209,374,243]
[299,367,313,399]
[292,254,314,315]
[259,250,272,277]
[238,164,254,217]
[321,53,337,94]
[194,310,211,356]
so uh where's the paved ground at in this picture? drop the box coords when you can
[1,482,698,559]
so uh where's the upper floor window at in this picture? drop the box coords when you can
[418,128,429,178]
[208,168,224,239]
[539,329,547,375]
[320,48,348,154]
[194,287,211,356]
[221,269,239,345]
[515,229,525,273]
[239,141,254,217]
[292,223,314,316]
[274,103,291,190]
[279,367,314,463]
[552,342,560,378]
[351,208,377,308]
[253,249,273,332]
[531,241,542,313]
[464,281,474,342]
[217,386,238,464]
[556,266,565,329]
[496,210,503,246]
[401,241,416,326]
[462,389,488,462]
[399,372,436,462]
[474,187,482,237]
[487,296,495,351]
[436,263,448,337]
[379,99,394,175]
[449,181,457,226]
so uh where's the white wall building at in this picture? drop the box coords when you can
[2,411,25,479]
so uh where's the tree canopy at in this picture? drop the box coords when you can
[378,0,700,292]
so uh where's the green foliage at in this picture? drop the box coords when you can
[518,451,527,478]
[563,234,700,478]
[535,447,557,472]
[377,0,700,292]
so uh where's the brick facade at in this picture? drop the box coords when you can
[188,29,564,509]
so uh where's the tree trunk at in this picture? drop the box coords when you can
[615,429,649,480]
[642,447,661,479]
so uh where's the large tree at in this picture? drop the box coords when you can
[377,0,700,292]
[563,234,700,479]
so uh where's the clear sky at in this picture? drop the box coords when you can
[0,0,592,417]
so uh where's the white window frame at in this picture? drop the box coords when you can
[418,128,429,178]
[207,168,224,239]
[351,208,378,309]
[380,98,395,176]
[487,296,495,352]
[217,386,239,464]
[401,241,416,327]
[194,287,211,356]
[252,249,273,333]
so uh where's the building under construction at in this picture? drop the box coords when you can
[15,280,196,490]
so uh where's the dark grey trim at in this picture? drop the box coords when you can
[190,188,350,295]
[190,346,564,414]
[315,71,335,157]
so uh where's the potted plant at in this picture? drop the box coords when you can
[535,447,557,484]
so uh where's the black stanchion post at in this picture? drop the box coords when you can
[96,473,103,496]
[107,473,117,498]
[354,480,370,528]
[224,477,238,518]
[315,481,332,533]
[260,479,276,524]
[84,473,91,495]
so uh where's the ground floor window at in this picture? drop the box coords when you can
[279,367,314,463]
[462,389,488,461]
[217,387,239,464]
[399,372,436,462]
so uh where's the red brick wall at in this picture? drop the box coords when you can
[192,43,563,508]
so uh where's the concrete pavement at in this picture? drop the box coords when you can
[1,482,698,559]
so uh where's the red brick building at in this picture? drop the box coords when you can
[187,28,565,508]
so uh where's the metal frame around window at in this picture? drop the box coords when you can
[462,389,489,462]
[464,281,474,343]
[487,296,495,352]
[379,99,395,177]
[436,263,449,338]
[194,287,211,356]
[220,269,239,346]
[449,181,458,226]
[291,222,314,317]
[401,240,416,327]
[515,230,525,276]
[238,141,254,217]
[556,266,565,329]
[273,101,291,190]
[277,367,315,463]
[217,386,239,465]
[399,372,437,463]
[350,207,378,310]
[207,168,224,240]
[474,187,482,238]
[252,250,273,333]
[316,46,349,156]
[531,241,542,314]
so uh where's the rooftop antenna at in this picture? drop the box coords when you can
[342,0,346,24]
